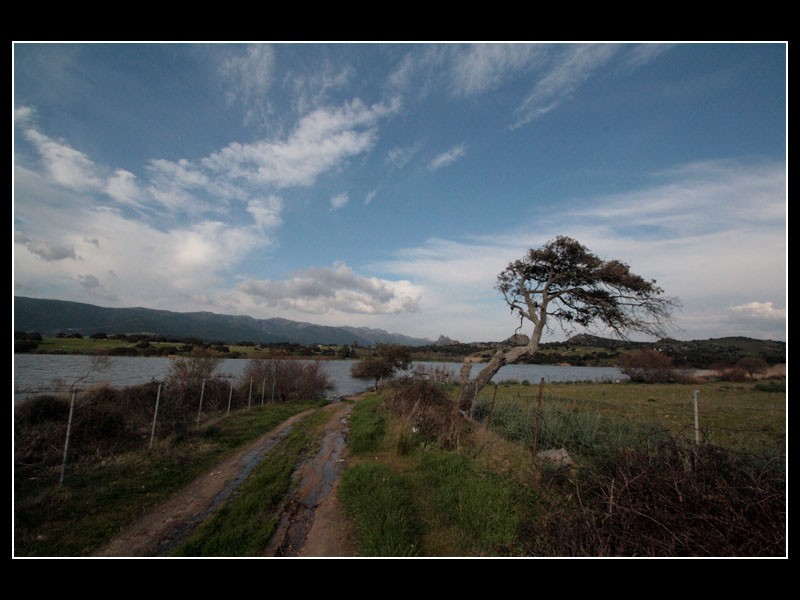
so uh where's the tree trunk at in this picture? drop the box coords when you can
[457,343,540,416]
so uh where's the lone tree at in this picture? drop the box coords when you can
[351,344,413,391]
[457,236,678,414]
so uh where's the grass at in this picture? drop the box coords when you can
[173,410,329,556]
[410,449,535,556]
[14,398,325,557]
[346,393,386,454]
[338,379,786,557]
[338,462,421,557]
[473,381,786,455]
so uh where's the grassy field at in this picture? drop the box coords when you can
[14,398,326,556]
[338,379,786,557]
[473,381,786,454]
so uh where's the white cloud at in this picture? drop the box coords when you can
[288,62,355,114]
[247,196,283,232]
[24,128,103,192]
[364,189,377,205]
[202,97,399,188]
[15,105,34,124]
[428,144,466,171]
[730,301,785,320]
[377,159,786,341]
[330,192,349,211]
[239,262,422,315]
[513,44,620,128]
[104,169,145,209]
[220,44,275,126]
[386,142,423,169]
[449,44,543,96]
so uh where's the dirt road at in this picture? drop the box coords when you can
[94,401,356,557]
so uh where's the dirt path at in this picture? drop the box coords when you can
[93,401,357,557]
[264,401,356,557]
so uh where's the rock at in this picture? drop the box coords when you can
[536,448,577,471]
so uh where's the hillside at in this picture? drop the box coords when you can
[13,297,431,347]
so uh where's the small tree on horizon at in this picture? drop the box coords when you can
[350,344,412,390]
[457,236,679,415]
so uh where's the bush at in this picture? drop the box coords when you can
[618,349,675,383]
[240,358,332,402]
[525,438,786,556]
[385,381,472,451]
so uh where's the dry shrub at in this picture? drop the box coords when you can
[385,380,473,451]
[240,358,332,401]
[526,438,786,557]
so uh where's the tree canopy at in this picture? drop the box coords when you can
[458,236,678,413]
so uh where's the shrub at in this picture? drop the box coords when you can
[385,380,472,451]
[240,358,332,402]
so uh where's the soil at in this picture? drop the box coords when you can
[93,400,358,558]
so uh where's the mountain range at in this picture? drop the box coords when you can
[13,297,433,347]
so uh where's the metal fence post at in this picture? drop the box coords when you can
[59,390,78,486]
[247,377,253,409]
[227,380,234,415]
[196,379,206,429]
[261,378,266,405]
[149,383,162,449]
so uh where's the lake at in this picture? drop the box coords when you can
[13,354,628,401]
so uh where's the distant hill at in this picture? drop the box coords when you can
[13,297,431,347]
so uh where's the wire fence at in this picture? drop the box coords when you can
[471,382,786,461]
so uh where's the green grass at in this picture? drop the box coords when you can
[338,462,421,557]
[474,381,785,455]
[410,449,534,556]
[14,399,324,557]
[346,394,386,454]
[173,410,329,556]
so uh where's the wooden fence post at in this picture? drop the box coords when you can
[532,377,545,458]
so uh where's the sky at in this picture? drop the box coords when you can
[12,42,787,343]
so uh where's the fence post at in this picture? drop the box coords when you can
[227,380,234,415]
[261,378,266,405]
[59,390,78,486]
[691,389,700,468]
[532,377,545,458]
[149,383,162,450]
[196,379,206,429]
[247,377,253,409]
[271,365,276,403]
[485,384,498,430]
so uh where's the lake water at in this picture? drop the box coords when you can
[12,354,627,401]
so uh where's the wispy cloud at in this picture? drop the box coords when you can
[238,262,422,315]
[24,128,104,192]
[219,44,276,127]
[386,142,423,169]
[247,196,284,232]
[377,159,786,341]
[287,61,355,115]
[513,44,621,128]
[330,192,349,210]
[364,189,377,205]
[428,144,466,171]
[449,44,543,96]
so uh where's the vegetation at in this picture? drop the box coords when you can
[350,344,412,390]
[174,410,329,556]
[339,462,421,556]
[346,395,386,455]
[457,236,679,413]
[14,396,326,556]
[239,357,333,403]
[339,378,785,557]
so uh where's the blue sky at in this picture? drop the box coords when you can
[13,43,787,342]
